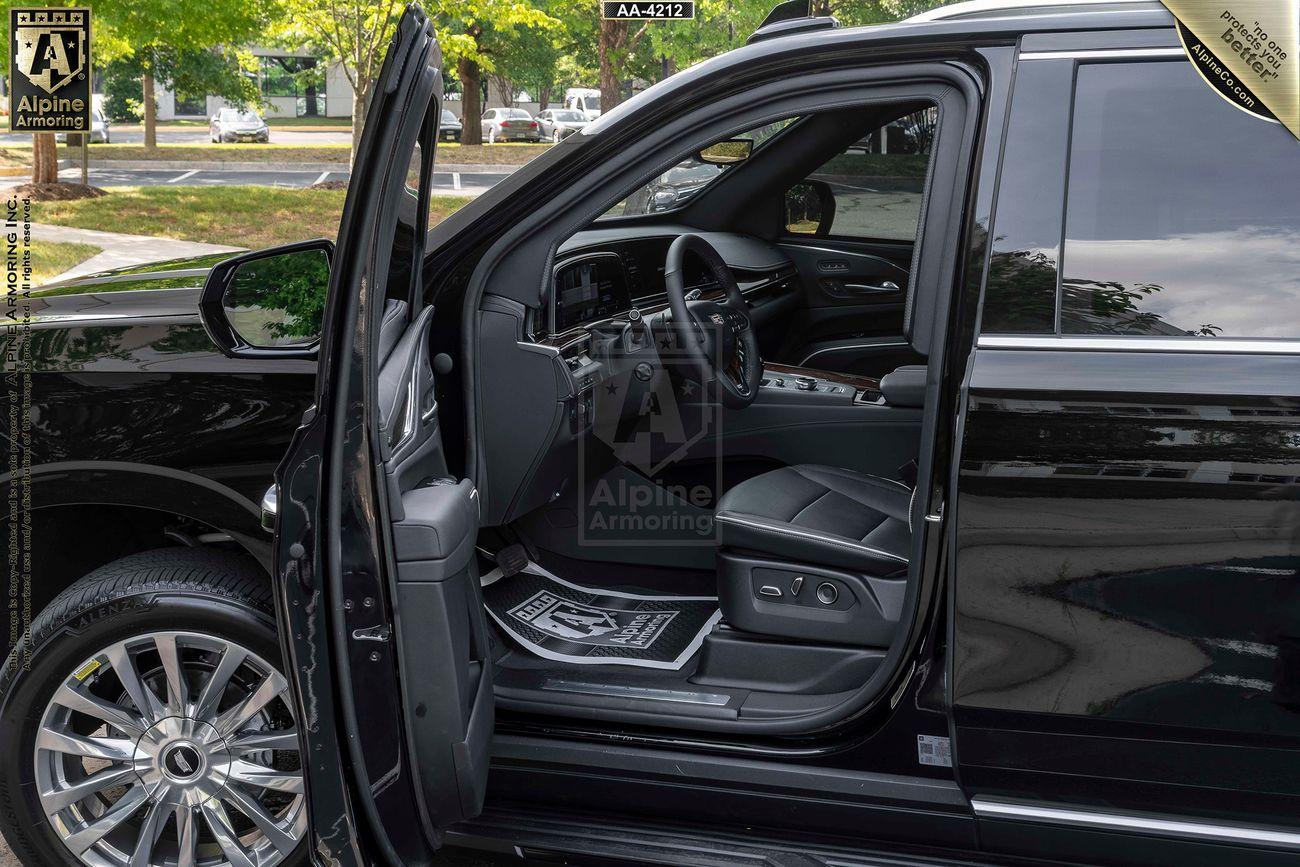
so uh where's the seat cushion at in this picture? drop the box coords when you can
[714,464,912,575]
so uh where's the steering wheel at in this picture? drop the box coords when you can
[663,234,762,410]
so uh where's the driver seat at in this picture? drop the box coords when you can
[713,465,913,646]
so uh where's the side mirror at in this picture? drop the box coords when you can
[697,138,753,166]
[783,180,836,236]
[199,238,333,359]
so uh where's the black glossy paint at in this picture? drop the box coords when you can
[953,348,1300,823]
[21,260,315,533]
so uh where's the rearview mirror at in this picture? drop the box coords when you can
[784,180,836,236]
[199,239,333,358]
[697,138,753,165]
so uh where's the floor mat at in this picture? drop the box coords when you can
[482,563,721,670]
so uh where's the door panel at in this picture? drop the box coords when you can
[952,347,1300,830]
[273,6,476,860]
[775,238,922,376]
[378,303,492,827]
[379,304,448,488]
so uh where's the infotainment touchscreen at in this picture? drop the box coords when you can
[554,256,630,331]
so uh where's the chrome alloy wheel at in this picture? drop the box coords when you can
[35,631,305,867]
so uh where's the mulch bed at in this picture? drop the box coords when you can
[309,179,350,190]
[11,183,107,202]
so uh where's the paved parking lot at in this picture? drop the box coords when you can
[33,166,512,196]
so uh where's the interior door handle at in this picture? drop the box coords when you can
[845,281,900,295]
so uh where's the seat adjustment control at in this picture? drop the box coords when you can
[816,582,839,605]
[759,585,782,598]
[789,576,804,596]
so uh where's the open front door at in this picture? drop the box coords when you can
[273,5,490,862]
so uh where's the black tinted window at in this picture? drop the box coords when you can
[979,62,1073,334]
[1061,62,1300,338]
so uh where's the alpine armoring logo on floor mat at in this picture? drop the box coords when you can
[509,590,678,648]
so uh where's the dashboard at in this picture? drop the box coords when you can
[546,230,796,336]
[553,254,629,332]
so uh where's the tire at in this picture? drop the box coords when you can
[0,548,307,867]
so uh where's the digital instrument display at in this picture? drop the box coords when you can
[554,256,630,331]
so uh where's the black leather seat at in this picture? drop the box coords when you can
[714,465,912,576]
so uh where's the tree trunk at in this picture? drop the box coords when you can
[31,134,57,185]
[458,57,482,146]
[598,20,626,113]
[538,85,550,111]
[350,83,369,164]
[142,72,157,149]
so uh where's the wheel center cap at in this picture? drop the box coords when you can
[133,717,231,806]
[161,742,204,780]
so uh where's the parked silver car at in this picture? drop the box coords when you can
[534,108,589,143]
[209,108,270,143]
[55,107,110,144]
[481,108,540,143]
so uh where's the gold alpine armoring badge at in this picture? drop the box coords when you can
[8,7,92,133]
[1161,0,1299,138]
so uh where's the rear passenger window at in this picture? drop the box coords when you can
[1062,62,1300,338]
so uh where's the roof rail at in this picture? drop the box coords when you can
[905,0,1159,23]
[748,0,839,44]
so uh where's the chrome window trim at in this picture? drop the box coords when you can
[973,798,1300,852]
[1019,47,1186,60]
[799,341,910,365]
[978,335,1300,355]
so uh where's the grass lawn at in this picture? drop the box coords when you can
[265,116,352,128]
[439,143,552,165]
[30,186,472,251]
[31,240,101,285]
[0,148,30,169]
[83,144,354,163]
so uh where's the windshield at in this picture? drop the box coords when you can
[598,117,797,219]
[502,109,532,119]
[220,109,262,123]
[441,109,458,123]
[582,96,601,110]
[554,110,586,122]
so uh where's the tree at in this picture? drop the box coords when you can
[596,19,626,112]
[434,0,557,146]
[103,49,262,126]
[91,0,272,148]
[279,0,405,158]
[506,34,562,108]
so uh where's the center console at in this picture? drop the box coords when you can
[756,362,885,407]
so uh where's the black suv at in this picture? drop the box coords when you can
[4,2,1299,865]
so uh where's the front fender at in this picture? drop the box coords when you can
[19,460,271,570]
